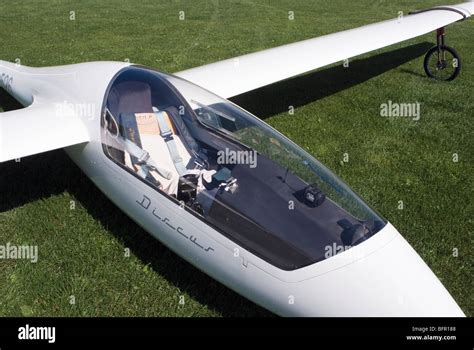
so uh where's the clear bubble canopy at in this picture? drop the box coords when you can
[101,66,386,270]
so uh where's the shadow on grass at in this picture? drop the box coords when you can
[0,42,432,316]
[230,42,433,118]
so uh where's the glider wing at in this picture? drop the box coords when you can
[0,101,89,162]
[176,2,474,98]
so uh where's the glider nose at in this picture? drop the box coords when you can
[295,225,465,316]
[351,230,464,316]
[366,233,466,316]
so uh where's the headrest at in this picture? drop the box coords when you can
[111,81,154,115]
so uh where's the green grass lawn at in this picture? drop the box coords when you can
[0,0,472,316]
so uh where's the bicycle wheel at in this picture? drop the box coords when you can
[423,45,461,81]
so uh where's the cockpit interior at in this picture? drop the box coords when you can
[101,66,386,270]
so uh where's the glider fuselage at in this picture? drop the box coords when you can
[0,61,466,316]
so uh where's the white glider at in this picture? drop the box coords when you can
[1,2,472,316]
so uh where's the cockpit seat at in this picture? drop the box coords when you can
[107,80,199,195]
[129,110,194,194]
